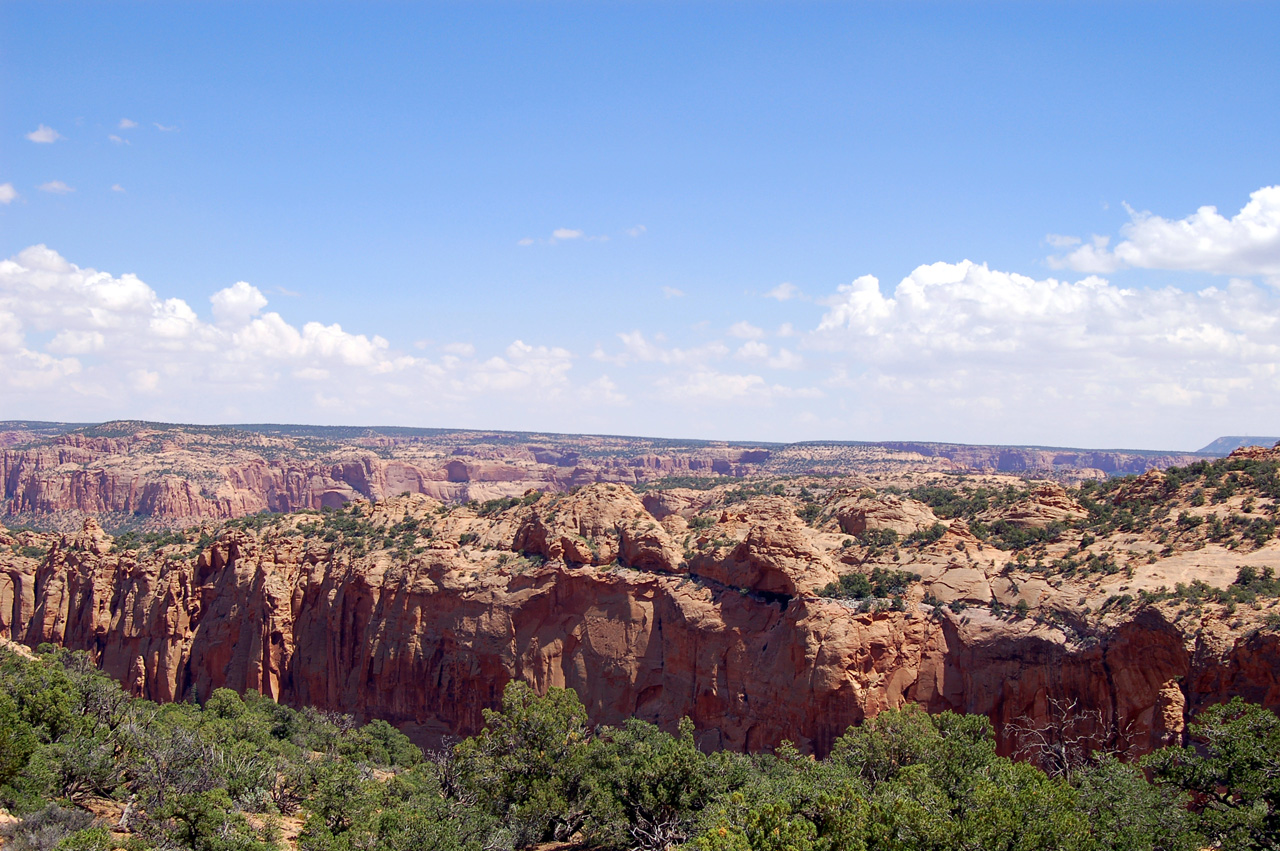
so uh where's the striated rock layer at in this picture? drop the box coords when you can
[3,505,1277,760]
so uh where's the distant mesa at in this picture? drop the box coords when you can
[0,419,1245,528]
[1196,435,1280,456]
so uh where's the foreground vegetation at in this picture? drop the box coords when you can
[1,646,1277,851]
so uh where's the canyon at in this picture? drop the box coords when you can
[1,421,1217,529]
[3,439,1278,762]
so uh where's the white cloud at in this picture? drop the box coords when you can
[521,227,610,245]
[467,341,574,392]
[38,181,74,194]
[593,331,729,367]
[658,370,766,402]
[0,245,620,429]
[111,184,125,193]
[0,184,16,204]
[808,259,1280,443]
[769,348,803,370]
[118,118,138,129]
[130,369,160,393]
[625,225,647,237]
[728,320,764,339]
[210,281,269,327]
[765,282,801,301]
[661,286,684,298]
[48,330,105,354]
[108,134,130,145]
[154,123,179,132]
[1052,185,1280,276]
[26,125,63,143]
[1044,234,1081,249]
[655,369,821,405]
[735,340,804,370]
[583,375,628,405]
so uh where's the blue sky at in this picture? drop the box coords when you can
[3,2,1279,450]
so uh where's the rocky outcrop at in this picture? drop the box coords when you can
[2,508,1278,762]
[0,426,778,525]
[688,498,840,597]
[980,483,1087,529]
[510,485,683,572]
[833,494,940,537]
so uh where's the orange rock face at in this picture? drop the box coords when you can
[980,483,1088,529]
[833,493,940,537]
[4,507,1278,761]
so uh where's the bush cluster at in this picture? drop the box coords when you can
[818,568,921,602]
[3,637,1280,851]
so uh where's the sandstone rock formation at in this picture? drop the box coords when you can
[688,498,840,597]
[833,493,940,537]
[978,483,1087,529]
[5,475,1277,763]
[510,484,683,572]
[1,421,1221,528]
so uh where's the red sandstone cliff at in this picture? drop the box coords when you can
[3,483,1277,761]
[3,421,1226,527]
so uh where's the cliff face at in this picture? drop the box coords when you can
[3,485,1277,761]
[0,427,773,525]
[2,421,1228,527]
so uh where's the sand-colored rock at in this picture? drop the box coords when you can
[833,494,939,537]
[3,475,1280,765]
[689,497,840,597]
[6,523,1277,760]
[980,483,1087,529]
[1111,470,1171,505]
[511,485,682,572]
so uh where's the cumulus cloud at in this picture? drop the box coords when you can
[0,184,16,204]
[807,259,1280,445]
[728,321,764,339]
[111,184,125,193]
[38,181,74,194]
[108,134,129,145]
[210,281,269,326]
[593,331,729,367]
[735,340,804,370]
[1051,185,1280,277]
[26,125,63,143]
[118,118,138,129]
[655,369,820,405]
[765,282,801,301]
[0,245,609,428]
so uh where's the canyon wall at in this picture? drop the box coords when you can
[3,514,1276,759]
[0,431,770,524]
[2,422,1218,526]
